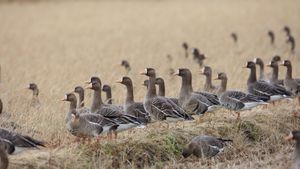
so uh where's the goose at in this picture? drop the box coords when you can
[0,128,45,154]
[62,93,118,139]
[85,77,142,133]
[244,61,291,102]
[155,77,179,105]
[287,35,296,53]
[230,32,238,43]
[73,86,90,114]
[268,30,275,45]
[116,76,150,124]
[182,135,232,158]
[140,68,194,122]
[0,138,15,155]
[26,83,40,107]
[215,72,268,119]
[267,60,284,85]
[0,142,9,169]
[283,26,291,37]
[121,60,131,74]
[102,84,112,104]
[272,55,281,63]
[175,68,220,114]
[281,60,300,102]
[0,99,21,130]
[201,66,217,93]
[182,42,189,58]
[192,48,206,67]
[285,130,300,169]
[254,57,270,82]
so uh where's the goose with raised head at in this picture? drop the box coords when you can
[155,77,179,105]
[182,42,189,58]
[121,60,131,74]
[176,68,220,113]
[266,60,284,85]
[62,93,118,138]
[140,68,193,122]
[215,72,268,119]
[287,35,296,54]
[245,61,291,102]
[201,66,217,93]
[281,60,300,103]
[192,48,206,67]
[268,30,275,45]
[74,86,90,114]
[116,76,150,124]
[182,135,232,158]
[283,26,291,37]
[286,130,300,169]
[26,83,40,107]
[85,77,142,133]
[0,99,20,130]
[230,32,238,43]
[254,57,268,82]
[102,84,112,104]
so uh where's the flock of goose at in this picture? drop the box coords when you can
[0,26,299,168]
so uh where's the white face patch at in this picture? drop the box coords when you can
[175,69,180,75]
[144,68,148,74]
[253,58,257,62]
[64,94,68,100]
[201,67,205,73]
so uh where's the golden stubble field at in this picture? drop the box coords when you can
[0,0,300,168]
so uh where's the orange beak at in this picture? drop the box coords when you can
[61,95,68,101]
[213,77,219,80]
[174,69,180,76]
[285,132,294,141]
[84,80,91,84]
[85,83,93,89]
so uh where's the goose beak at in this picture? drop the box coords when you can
[266,64,271,67]
[140,69,147,75]
[280,62,285,66]
[84,80,91,84]
[213,77,219,80]
[115,79,122,83]
[285,132,294,141]
[25,85,30,89]
[61,95,68,101]
[85,83,93,89]
[174,69,180,76]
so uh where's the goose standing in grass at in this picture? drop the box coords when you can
[230,32,238,43]
[121,60,131,74]
[74,86,90,114]
[267,60,284,85]
[62,93,118,139]
[175,68,220,114]
[201,66,217,93]
[0,146,9,169]
[0,128,45,154]
[85,77,142,134]
[268,30,275,45]
[182,42,189,58]
[140,68,193,122]
[102,84,112,104]
[283,26,291,37]
[281,60,300,103]
[254,57,268,82]
[285,130,300,169]
[182,135,232,158]
[215,72,268,120]
[155,77,179,105]
[244,61,291,102]
[0,99,20,130]
[287,35,296,54]
[192,48,206,67]
[26,83,40,108]
[116,76,150,124]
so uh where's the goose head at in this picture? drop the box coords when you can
[140,68,156,77]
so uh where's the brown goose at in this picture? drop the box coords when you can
[287,35,296,53]
[285,130,300,169]
[0,99,21,130]
[272,55,281,62]
[254,57,268,82]
[281,60,300,101]
[74,86,85,108]
[121,60,131,74]
[268,30,275,45]
[245,61,291,101]
[102,84,112,104]
[155,77,179,105]
[192,48,206,67]
[267,60,284,85]
[230,32,238,43]
[140,68,193,121]
[62,93,118,138]
[182,135,232,158]
[26,83,40,107]
[0,128,45,154]
[283,26,291,37]
[0,140,10,169]
[201,66,217,93]
[175,68,220,114]
[182,42,189,58]
[85,77,142,132]
[216,72,268,119]
[116,76,150,124]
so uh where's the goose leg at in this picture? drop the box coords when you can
[235,112,241,121]
[113,131,118,139]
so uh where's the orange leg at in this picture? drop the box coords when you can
[113,131,118,139]
[236,112,241,121]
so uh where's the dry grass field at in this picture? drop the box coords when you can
[0,0,300,168]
